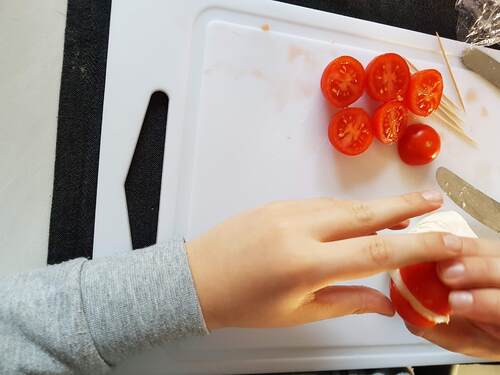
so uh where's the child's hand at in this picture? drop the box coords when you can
[185,192,465,330]
[407,238,500,360]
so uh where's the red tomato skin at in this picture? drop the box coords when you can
[328,108,373,156]
[390,280,436,328]
[406,69,444,116]
[398,124,441,166]
[366,53,410,102]
[400,263,451,316]
[372,100,409,144]
[321,56,365,108]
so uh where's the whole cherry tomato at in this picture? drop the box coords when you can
[398,124,441,165]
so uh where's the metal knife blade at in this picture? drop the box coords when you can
[436,167,500,233]
[462,48,500,90]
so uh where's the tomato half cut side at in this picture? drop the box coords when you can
[366,53,410,102]
[406,69,443,116]
[321,56,365,108]
[328,108,373,156]
[398,124,441,166]
[372,100,408,144]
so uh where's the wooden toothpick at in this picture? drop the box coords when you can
[436,32,466,112]
[433,111,476,146]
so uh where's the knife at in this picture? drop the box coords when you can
[462,48,500,90]
[436,166,500,232]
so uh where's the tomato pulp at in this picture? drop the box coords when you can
[366,53,410,102]
[372,100,409,144]
[406,69,443,116]
[321,56,365,108]
[328,108,373,156]
[398,124,441,165]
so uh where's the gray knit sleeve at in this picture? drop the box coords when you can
[0,239,209,374]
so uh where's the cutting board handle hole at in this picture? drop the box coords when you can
[125,91,169,250]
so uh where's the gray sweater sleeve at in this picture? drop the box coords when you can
[0,239,209,374]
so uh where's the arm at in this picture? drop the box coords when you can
[2,191,469,373]
[0,239,208,374]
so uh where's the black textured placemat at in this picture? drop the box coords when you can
[279,0,457,39]
[48,0,461,263]
[48,0,112,264]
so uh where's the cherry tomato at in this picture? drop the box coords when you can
[328,108,373,156]
[400,262,451,317]
[398,124,441,165]
[390,262,452,328]
[366,53,410,102]
[372,100,408,144]
[321,56,365,108]
[390,280,436,328]
[406,69,443,116]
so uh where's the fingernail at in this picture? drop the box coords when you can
[441,262,465,280]
[449,291,473,313]
[443,234,462,252]
[421,190,443,203]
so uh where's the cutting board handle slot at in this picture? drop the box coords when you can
[125,91,169,249]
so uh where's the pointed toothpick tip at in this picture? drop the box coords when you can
[435,32,467,113]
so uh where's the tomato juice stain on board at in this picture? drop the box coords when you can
[288,45,316,67]
[466,88,477,103]
[261,23,270,32]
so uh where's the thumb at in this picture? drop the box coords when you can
[295,286,395,323]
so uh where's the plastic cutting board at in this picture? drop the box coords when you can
[95,1,500,373]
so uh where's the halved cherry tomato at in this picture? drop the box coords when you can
[366,53,410,102]
[372,100,408,144]
[328,108,373,156]
[406,69,443,116]
[321,56,365,108]
[400,262,451,317]
[398,124,441,165]
[390,279,436,328]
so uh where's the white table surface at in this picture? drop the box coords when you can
[0,0,66,276]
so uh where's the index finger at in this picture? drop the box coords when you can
[308,191,443,241]
[315,232,463,282]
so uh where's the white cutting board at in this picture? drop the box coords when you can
[95,1,500,373]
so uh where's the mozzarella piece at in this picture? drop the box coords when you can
[409,210,478,238]
[391,211,477,324]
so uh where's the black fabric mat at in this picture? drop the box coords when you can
[48,0,462,263]
[279,0,458,39]
[48,0,112,264]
